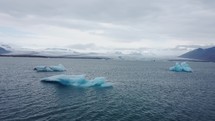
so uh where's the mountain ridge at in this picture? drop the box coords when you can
[180,47,215,62]
[0,47,10,54]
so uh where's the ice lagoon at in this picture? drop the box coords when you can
[0,57,215,121]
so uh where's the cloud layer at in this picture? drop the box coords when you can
[0,0,215,55]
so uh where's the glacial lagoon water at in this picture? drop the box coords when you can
[0,57,215,121]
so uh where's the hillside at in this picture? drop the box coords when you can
[180,47,215,62]
[0,47,10,54]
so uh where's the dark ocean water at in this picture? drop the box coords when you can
[0,57,215,121]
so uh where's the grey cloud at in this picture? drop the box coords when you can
[0,0,160,22]
[173,44,215,50]
[0,0,215,45]
[67,43,98,50]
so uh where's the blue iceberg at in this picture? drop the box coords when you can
[41,74,113,88]
[34,64,66,72]
[169,62,192,72]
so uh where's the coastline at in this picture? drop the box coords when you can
[0,54,110,60]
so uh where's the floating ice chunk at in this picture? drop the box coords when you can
[169,62,192,72]
[34,64,66,72]
[41,74,112,88]
[180,62,193,72]
[49,64,66,72]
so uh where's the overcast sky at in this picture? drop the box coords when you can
[0,0,215,55]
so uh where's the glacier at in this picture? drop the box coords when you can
[34,64,66,72]
[41,74,113,88]
[169,62,192,72]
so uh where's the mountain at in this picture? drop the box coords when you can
[0,47,110,60]
[180,47,215,62]
[0,45,158,60]
[0,47,10,54]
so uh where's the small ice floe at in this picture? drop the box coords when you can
[34,64,66,72]
[169,62,192,72]
[41,74,112,88]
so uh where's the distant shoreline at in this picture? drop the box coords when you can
[0,54,110,60]
[1,54,214,62]
[168,58,212,62]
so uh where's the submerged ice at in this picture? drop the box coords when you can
[41,74,112,88]
[34,64,66,72]
[169,62,192,72]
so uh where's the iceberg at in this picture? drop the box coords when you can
[169,62,192,72]
[34,64,66,72]
[41,74,113,88]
